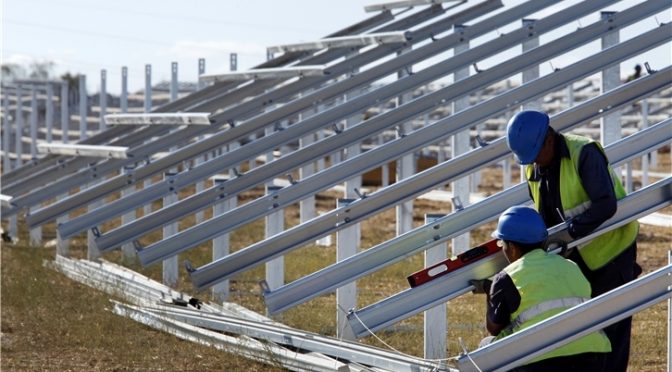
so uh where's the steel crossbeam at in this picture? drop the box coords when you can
[37,143,129,159]
[365,0,461,13]
[1,7,398,197]
[104,113,212,126]
[457,264,672,371]
[260,96,672,312]
[129,304,451,372]
[135,18,671,267]
[267,31,411,53]
[87,0,618,250]
[48,0,506,236]
[21,1,484,226]
[1,9,396,187]
[200,66,328,82]
[347,177,672,338]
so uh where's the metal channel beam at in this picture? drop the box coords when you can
[457,264,672,372]
[260,99,672,312]
[200,66,327,83]
[20,1,468,224]
[1,7,396,194]
[136,18,671,267]
[105,113,212,126]
[267,31,411,54]
[87,0,609,248]
[195,70,672,293]
[132,304,449,372]
[47,0,504,234]
[347,177,672,338]
[366,0,460,13]
[37,143,129,159]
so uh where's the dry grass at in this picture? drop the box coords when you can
[2,152,670,370]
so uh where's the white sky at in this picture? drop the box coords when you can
[2,0,670,94]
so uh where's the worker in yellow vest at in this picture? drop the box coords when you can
[472,206,611,371]
[505,110,641,371]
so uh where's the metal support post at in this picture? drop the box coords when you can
[121,67,128,113]
[60,81,69,143]
[522,19,541,111]
[197,58,206,90]
[265,185,284,292]
[46,83,54,143]
[30,86,38,159]
[143,64,152,216]
[170,62,178,102]
[668,250,671,372]
[56,204,69,256]
[195,59,207,223]
[424,213,447,361]
[163,172,178,287]
[79,74,87,140]
[344,50,363,200]
[642,99,649,187]
[566,82,574,108]
[29,206,42,246]
[212,176,236,302]
[121,165,136,259]
[396,45,414,236]
[87,163,102,260]
[299,109,316,224]
[337,198,358,341]
[451,25,471,255]
[144,64,152,113]
[3,90,11,172]
[600,12,622,168]
[14,85,23,167]
[100,70,107,132]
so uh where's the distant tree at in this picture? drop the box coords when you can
[28,61,55,80]
[1,63,27,82]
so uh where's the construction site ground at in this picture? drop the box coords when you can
[1,151,670,371]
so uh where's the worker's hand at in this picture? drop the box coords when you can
[553,228,574,244]
[469,279,492,295]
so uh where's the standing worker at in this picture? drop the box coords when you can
[471,206,611,371]
[505,110,640,371]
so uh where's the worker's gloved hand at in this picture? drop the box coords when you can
[469,279,492,295]
[553,228,574,244]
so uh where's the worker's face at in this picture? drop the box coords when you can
[534,132,554,167]
[498,240,518,263]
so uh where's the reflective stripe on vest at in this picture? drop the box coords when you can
[506,296,589,333]
[526,134,639,270]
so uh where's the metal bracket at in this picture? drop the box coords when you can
[133,240,143,252]
[286,174,297,185]
[332,123,343,134]
[233,168,242,177]
[354,188,367,199]
[644,62,657,74]
[91,226,101,238]
[259,280,271,294]
[472,63,482,73]
[451,196,464,211]
[184,260,195,273]
[475,135,489,147]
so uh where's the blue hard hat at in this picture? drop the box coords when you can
[491,206,548,244]
[506,110,550,164]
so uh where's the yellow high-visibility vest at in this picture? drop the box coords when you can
[526,134,639,270]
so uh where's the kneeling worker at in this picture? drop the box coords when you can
[472,206,610,371]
